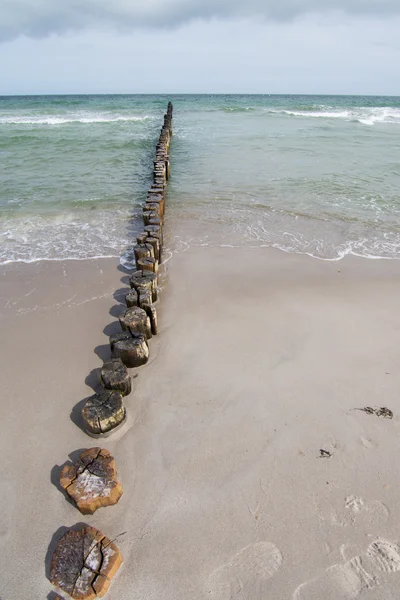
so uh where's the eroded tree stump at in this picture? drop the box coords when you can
[60,448,123,514]
[136,232,148,245]
[144,304,158,335]
[110,331,149,368]
[133,243,154,264]
[148,193,164,206]
[137,256,158,275]
[136,289,158,335]
[147,215,162,227]
[130,269,158,302]
[144,223,162,239]
[119,306,152,339]
[125,288,138,308]
[146,236,161,262]
[138,288,152,308]
[144,228,162,250]
[142,211,155,226]
[143,202,163,219]
[101,358,131,396]
[82,389,125,436]
[49,525,123,599]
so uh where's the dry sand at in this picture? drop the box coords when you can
[1,247,400,600]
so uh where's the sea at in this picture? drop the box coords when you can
[1,94,400,265]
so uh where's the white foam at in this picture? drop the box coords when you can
[267,106,400,125]
[0,114,152,125]
[0,209,134,265]
[285,109,351,119]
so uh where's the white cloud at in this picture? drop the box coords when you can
[1,0,400,41]
[1,16,399,95]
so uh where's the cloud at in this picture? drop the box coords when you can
[1,0,400,42]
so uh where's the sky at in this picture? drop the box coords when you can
[1,0,400,95]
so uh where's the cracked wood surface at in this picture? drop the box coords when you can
[81,389,126,435]
[60,448,123,515]
[50,526,122,599]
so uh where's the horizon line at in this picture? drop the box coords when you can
[1,92,400,98]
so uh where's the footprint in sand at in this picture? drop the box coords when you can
[293,538,400,600]
[367,539,400,573]
[344,495,389,528]
[205,542,283,600]
[317,495,389,529]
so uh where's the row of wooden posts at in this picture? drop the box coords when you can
[81,102,173,436]
[48,104,173,599]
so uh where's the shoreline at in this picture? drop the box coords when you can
[1,245,400,598]
[3,234,400,272]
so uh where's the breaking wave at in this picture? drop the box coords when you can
[267,106,400,125]
[0,114,153,125]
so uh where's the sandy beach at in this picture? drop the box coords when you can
[1,245,400,600]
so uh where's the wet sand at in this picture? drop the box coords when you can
[1,247,400,599]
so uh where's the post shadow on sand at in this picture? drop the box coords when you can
[109,303,126,319]
[90,278,131,366]
[70,396,91,433]
[103,320,122,339]
[85,368,100,392]
[70,364,105,431]
[50,448,89,508]
[114,286,130,304]
[45,522,89,581]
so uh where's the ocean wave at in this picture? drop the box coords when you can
[222,106,255,113]
[0,210,143,265]
[266,106,400,125]
[284,109,351,119]
[0,114,153,125]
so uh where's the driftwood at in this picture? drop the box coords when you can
[110,331,149,368]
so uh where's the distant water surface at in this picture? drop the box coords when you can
[1,94,400,263]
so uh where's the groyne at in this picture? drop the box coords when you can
[48,103,173,599]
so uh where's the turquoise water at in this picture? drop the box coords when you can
[1,94,400,263]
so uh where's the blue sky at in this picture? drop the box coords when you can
[1,1,400,95]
